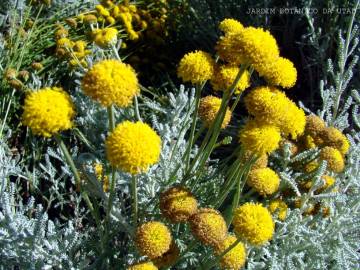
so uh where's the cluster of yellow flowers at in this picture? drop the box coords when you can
[54,25,91,68]
[131,185,269,269]
[3,68,30,90]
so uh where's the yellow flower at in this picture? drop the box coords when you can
[232,202,274,246]
[256,57,297,89]
[231,27,279,66]
[190,208,227,247]
[177,50,215,84]
[93,27,118,48]
[244,86,306,139]
[215,33,246,66]
[153,241,180,268]
[56,37,73,49]
[320,147,345,173]
[93,162,103,179]
[268,199,288,221]
[81,59,139,107]
[22,87,75,137]
[83,14,97,24]
[198,96,232,129]
[302,175,335,193]
[247,168,280,196]
[135,221,172,259]
[96,4,110,17]
[219,18,244,34]
[105,121,161,175]
[239,120,281,156]
[305,115,326,138]
[320,127,350,155]
[160,186,198,223]
[214,235,246,270]
[211,65,250,94]
[127,261,158,270]
[304,160,319,173]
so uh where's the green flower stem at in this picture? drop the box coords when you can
[131,175,138,227]
[54,134,98,222]
[107,106,116,132]
[134,95,142,122]
[0,89,15,137]
[185,83,203,170]
[203,237,242,269]
[171,240,198,267]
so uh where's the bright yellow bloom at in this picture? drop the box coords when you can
[215,33,246,66]
[239,120,281,155]
[268,199,288,221]
[321,127,350,155]
[247,168,280,196]
[56,37,73,49]
[105,121,161,175]
[211,65,250,94]
[305,115,326,138]
[232,27,279,66]
[135,221,172,259]
[81,59,139,107]
[198,96,232,129]
[127,261,158,270]
[177,50,215,84]
[160,186,198,223]
[22,87,75,137]
[320,147,345,173]
[215,235,246,270]
[92,27,118,48]
[232,202,274,246]
[153,241,180,268]
[244,86,306,139]
[190,208,227,247]
[219,18,244,34]
[257,57,297,89]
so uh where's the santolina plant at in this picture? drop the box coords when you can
[0,0,359,269]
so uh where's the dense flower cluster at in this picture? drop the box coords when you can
[215,235,246,269]
[92,27,118,48]
[232,202,274,246]
[135,221,172,259]
[177,50,215,84]
[82,59,139,107]
[211,65,250,94]
[247,168,280,196]
[198,96,232,129]
[22,87,75,137]
[105,121,161,175]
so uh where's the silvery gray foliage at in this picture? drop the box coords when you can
[0,135,84,269]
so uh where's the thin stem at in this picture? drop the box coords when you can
[134,95,142,122]
[185,84,202,170]
[131,175,138,226]
[107,106,115,131]
[54,134,98,220]
[0,89,15,137]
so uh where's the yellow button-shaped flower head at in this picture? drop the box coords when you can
[320,146,345,173]
[256,57,297,89]
[105,121,161,175]
[305,115,326,138]
[321,127,350,156]
[177,50,215,85]
[234,26,279,66]
[198,96,232,129]
[81,59,139,107]
[22,87,75,137]
[268,199,288,221]
[211,65,250,94]
[160,186,198,223]
[190,208,227,247]
[215,235,246,270]
[92,27,118,48]
[239,120,281,156]
[135,221,172,259]
[127,261,158,270]
[247,168,280,196]
[219,18,244,34]
[232,202,274,246]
